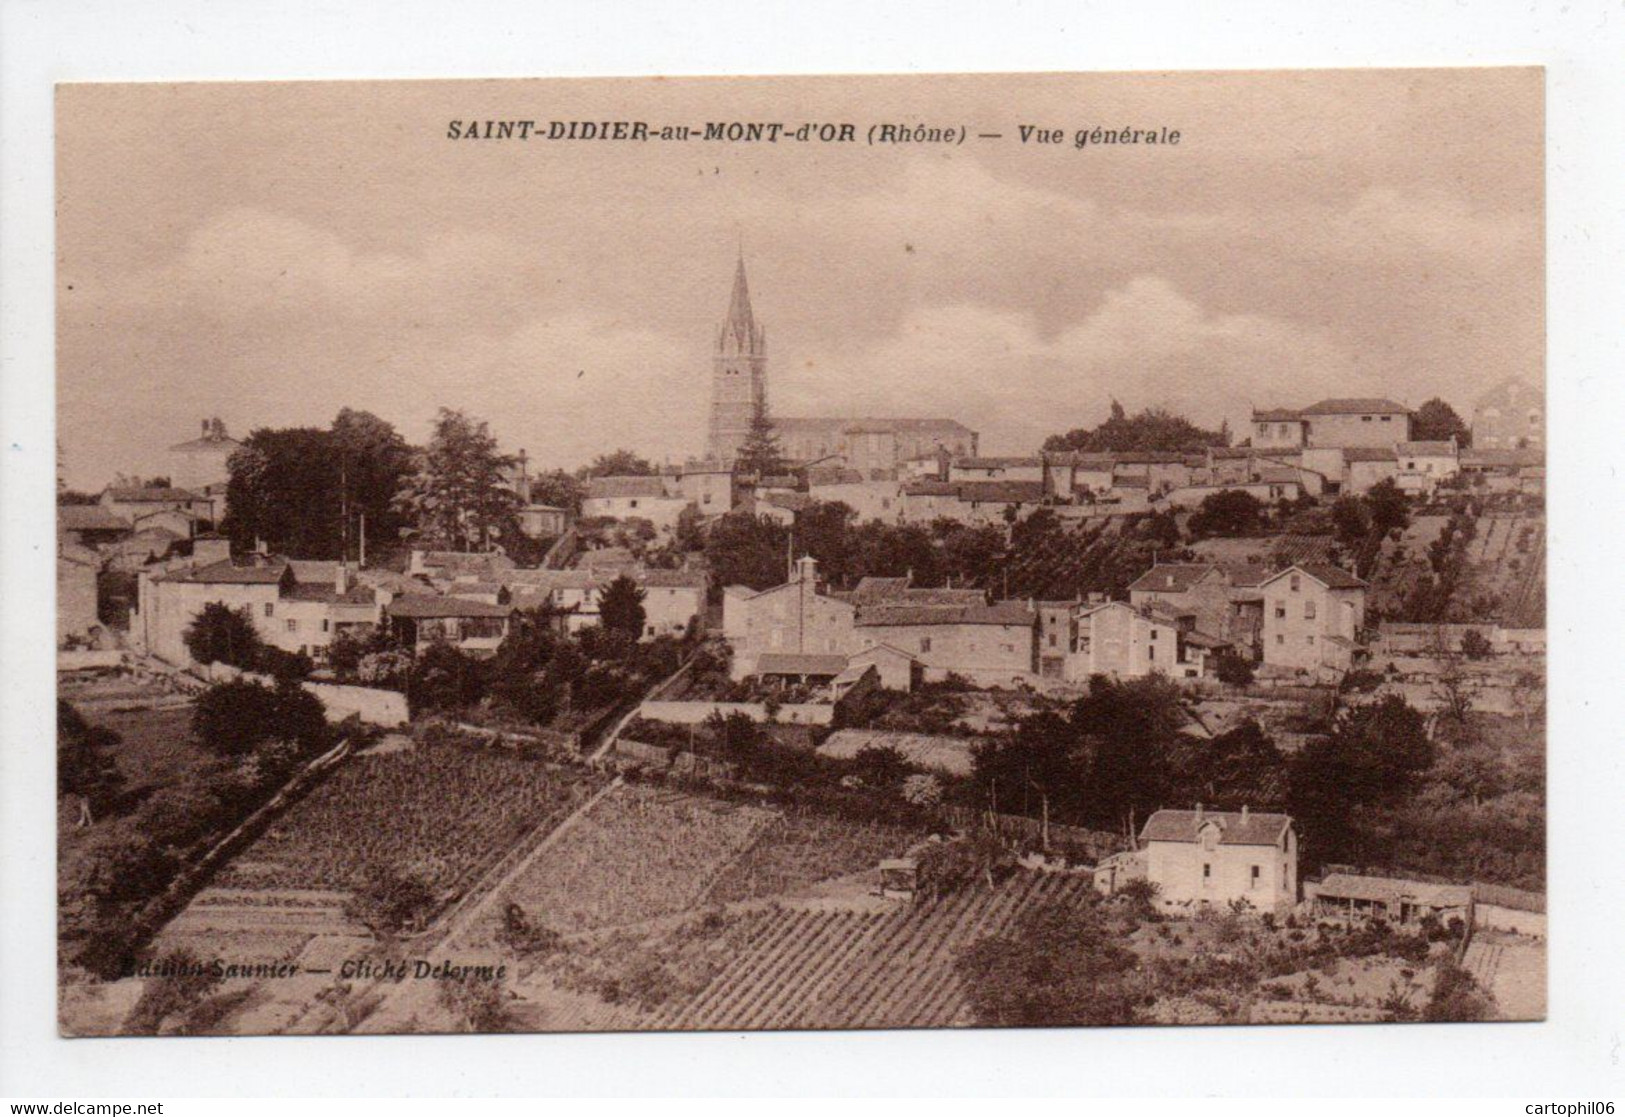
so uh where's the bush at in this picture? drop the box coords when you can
[192,677,328,757]
[1215,652,1255,687]
[346,863,437,936]
[122,948,224,1035]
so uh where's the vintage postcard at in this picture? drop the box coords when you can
[54,69,1544,1037]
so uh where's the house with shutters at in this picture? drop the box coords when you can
[1258,562,1367,673]
[1140,806,1298,910]
[1251,398,1413,451]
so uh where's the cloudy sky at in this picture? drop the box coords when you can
[56,69,1542,488]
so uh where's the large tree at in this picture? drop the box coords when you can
[1188,488,1266,539]
[396,408,522,552]
[598,575,648,640]
[703,510,791,592]
[182,603,265,670]
[1412,398,1472,448]
[221,410,412,559]
[330,407,415,555]
[733,395,787,478]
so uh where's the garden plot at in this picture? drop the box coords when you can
[703,810,919,905]
[492,783,775,933]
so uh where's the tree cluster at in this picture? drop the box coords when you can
[1043,402,1230,455]
[223,408,413,559]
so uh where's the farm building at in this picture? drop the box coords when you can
[1309,873,1474,928]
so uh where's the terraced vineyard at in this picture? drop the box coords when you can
[494,783,776,932]
[213,740,604,896]
[652,870,1096,1031]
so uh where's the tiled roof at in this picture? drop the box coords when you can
[1397,441,1458,457]
[857,601,1035,628]
[1262,562,1366,591]
[1342,447,1398,463]
[104,486,202,503]
[806,466,866,486]
[1460,448,1543,469]
[167,434,242,452]
[386,594,515,619]
[1128,564,1218,595]
[953,456,1041,470]
[903,480,959,497]
[59,541,101,567]
[849,576,912,604]
[1251,408,1303,422]
[1315,873,1472,907]
[58,505,132,532]
[639,569,707,588]
[585,475,670,500]
[1140,808,1292,846]
[956,480,1045,504]
[1299,398,1411,416]
[162,558,289,585]
[754,653,850,677]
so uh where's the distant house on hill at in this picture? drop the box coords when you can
[1251,398,1413,451]
[1471,378,1543,451]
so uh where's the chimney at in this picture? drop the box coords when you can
[335,562,351,595]
[1195,803,1204,827]
[1241,805,1250,823]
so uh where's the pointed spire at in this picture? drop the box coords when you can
[724,252,755,344]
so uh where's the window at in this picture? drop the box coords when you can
[1380,415,1392,422]
[1289,574,1300,592]
[264,603,274,617]
[920,637,931,653]
[1251,865,1261,889]
[1276,634,1285,645]
[629,499,639,508]
[1048,633,1057,647]
[1274,604,1286,619]
[1202,863,1212,882]
[1307,635,1315,646]
[1304,600,1316,620]
[1150,629,1159,639]
[1362,415,1373,422]
[286,619,298,633]
[1148,645,1156,661]
[321,619,330,632]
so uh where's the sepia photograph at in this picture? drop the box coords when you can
[50,68,1547,1040]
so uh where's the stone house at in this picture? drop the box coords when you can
[1127,562,1269,654]
[1067,600,1224,682]
[1395,439,1461,495]
[1251,398,1413,451]
[100,485,211,538]
[948,456,1044,483]
[1140,806,1298,910]
[581,475,691,532]
[1258,562,1366,673]
[854,600,1037,686]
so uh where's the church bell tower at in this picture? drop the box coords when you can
[706,254,767,463]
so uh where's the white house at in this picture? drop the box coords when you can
[1140,807,1297,910]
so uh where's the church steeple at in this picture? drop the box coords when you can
[707,252,768,463]
[718,253,766,357]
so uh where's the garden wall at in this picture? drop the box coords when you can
[638,699,835,725]
[57,649,126,672]
[199,661,409,727]
[1475,903,1546,938]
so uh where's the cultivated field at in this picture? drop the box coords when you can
[212,739,605,896]
[703,810,919,905]
[490,783,776,933]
